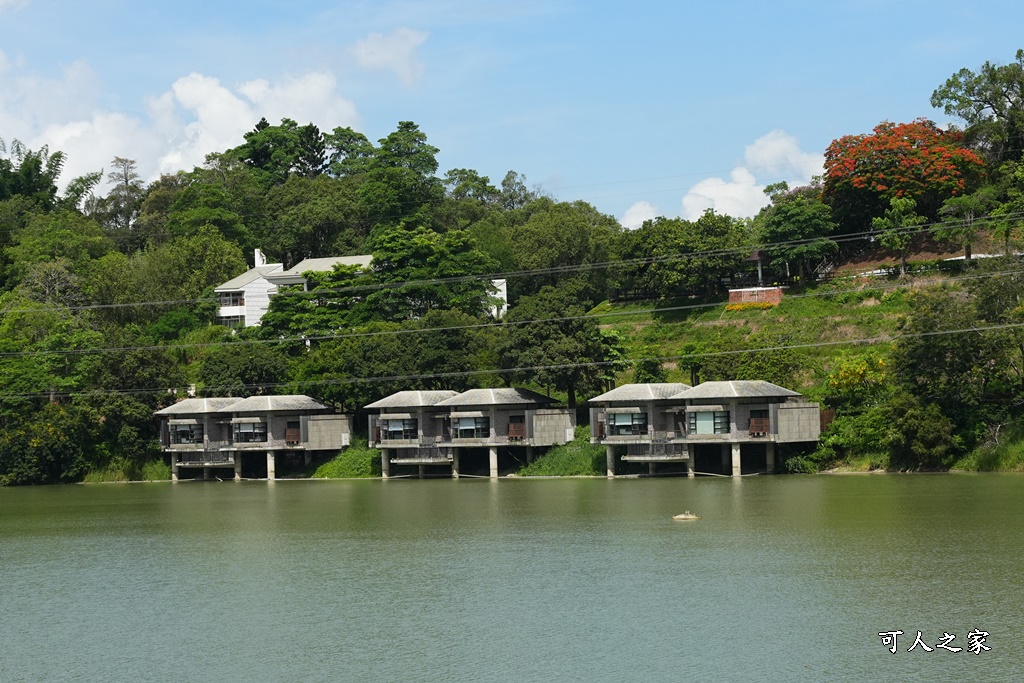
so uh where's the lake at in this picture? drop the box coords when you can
[0,475,1019,681]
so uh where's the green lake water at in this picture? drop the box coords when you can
[0,475,1020,681]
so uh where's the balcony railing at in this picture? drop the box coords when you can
[748,418,770,436]
[285,428,301,446]
[508,423,526,440]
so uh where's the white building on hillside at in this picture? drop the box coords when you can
[214,249,283,328]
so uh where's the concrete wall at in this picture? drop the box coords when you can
[775,402,821,443]
[306,414,351,449]
[530,408,575,446]
[244,277,278,327]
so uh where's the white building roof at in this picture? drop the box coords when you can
[265,255,373,286]
[214,264,284,292]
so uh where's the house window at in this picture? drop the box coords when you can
[384,419,418,440]
[217,315,245,329]
[748,409,769,435]
[218,292,244,307]
[233,422,268,443]
[689,411,731,435]
[609,412,648,436]
[457,417,489,438]
[170,424,204,445]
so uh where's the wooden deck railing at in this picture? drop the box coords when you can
[748,418,770,436]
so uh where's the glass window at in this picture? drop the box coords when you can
[233,422,268,443]
[457,417,489,438]
[609,412,647,436]
[688,411,729,435]
[217,292,244,306]
[384,419,417,440]
[170,424,204,444]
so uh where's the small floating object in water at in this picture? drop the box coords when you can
[672,511,701,521]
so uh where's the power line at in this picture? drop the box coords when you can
[0,264,1020,359]
[0,318,1019,402]
[4,210,1022,315]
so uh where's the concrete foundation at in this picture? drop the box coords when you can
[766,442,776,474]
[686,445,694,478]
[451,448,459,479]
[721,445,730,473]
[606,445,615,478]
[381,448,390,479]
[418,465,426,479]
[488,446,498,479]
[234,456,242,482]
[731,443,741,477]
[171,458,179,482]
[526,446,535,463]
[648,462,657,476]
[266,451,276,480]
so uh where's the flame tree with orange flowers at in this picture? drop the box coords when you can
[822,118,986,238]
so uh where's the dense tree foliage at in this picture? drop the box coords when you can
[8,48,1024,483]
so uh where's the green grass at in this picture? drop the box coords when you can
[83,458,171,482]
[310,444,381,478]
[953,422,1024,471]
[517,426,604,476]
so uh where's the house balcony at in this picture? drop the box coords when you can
[174,451,235,467]
[218,304,245,318]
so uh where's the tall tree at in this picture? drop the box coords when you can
[100,157,147,253]
[823,119,985,232]
[931,49,1024,165]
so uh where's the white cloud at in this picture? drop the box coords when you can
[620,200,659,229]
[680,130,823,220]
[681,168,765,220]
[0,56,359,189]
[351,28,429,86]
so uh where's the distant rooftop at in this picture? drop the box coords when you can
[671,381,801,400]
[265,255,373,285]
[365,390,459,410]
[155,398,241,415]
[589,383,692,403]
[434,388,556,407]
[215,264,284,292]
[227,395,330,413]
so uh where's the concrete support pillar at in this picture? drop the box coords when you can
[266,451,276,481]
[418,465,426,479]
[171,456,179,482]
[606,445,616,478]
[686,445,694,478]
[721,444,730,473]
[304,453,311,468]
[648,462,657,477]
[234,454,242,482]
[381,448,390,479]
[451,448,459,479]
[203,467,210,481]
[731,443,741,477]
[526,446,535,463]
[766,442,776,474]
[488,446,499,479]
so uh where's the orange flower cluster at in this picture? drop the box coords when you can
[823,118,985,204]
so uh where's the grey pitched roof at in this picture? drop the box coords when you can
[365,390,459,409]
[269,255,373,278]
[434,388,556,407]
[589,383,692,403]
[671,381,801,400]
[226,395,330,413]
[155,398,240,415]
[214,264,284,292]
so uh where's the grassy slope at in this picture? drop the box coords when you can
[517,426,605,476]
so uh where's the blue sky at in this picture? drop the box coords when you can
[2,0,1023,226]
